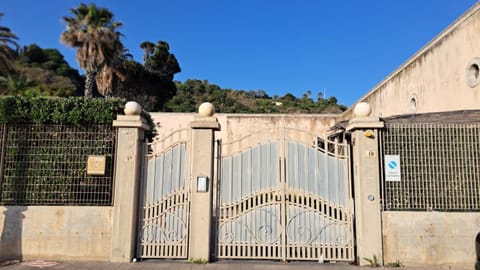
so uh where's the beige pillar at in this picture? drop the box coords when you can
[110,112,149,262]
[188,115,220,262]
[346,106,384,266]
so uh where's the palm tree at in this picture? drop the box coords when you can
[0,12,19,76]
[60,3,124,97]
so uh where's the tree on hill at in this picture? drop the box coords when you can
[0,12,19,77]
[168,80,347,114]
[107,40,181,111]
[60,3,125,97]
[166,80,230,112]
[18,44,83,94]
[0,44,84,97]
[141,40,181,80]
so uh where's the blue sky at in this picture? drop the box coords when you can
[2,0,478,106]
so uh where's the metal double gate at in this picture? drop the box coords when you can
[136,126,354,262]
[216,127,354,261]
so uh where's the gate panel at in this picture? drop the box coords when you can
[218,141,282,259]
[284,137,353,261]
[217,127,353,262]
[138,129,190,259]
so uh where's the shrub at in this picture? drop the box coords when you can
[0,96,125,125]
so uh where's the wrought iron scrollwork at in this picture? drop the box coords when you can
[219,208,281,245]
[140,211,187,244]
[286,209,352,246]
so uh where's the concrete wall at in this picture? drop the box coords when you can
[150,113,339,141]
[0,206,112,261]
[217,114,338,141]
[382,211,479,268]
[342,3,480,119]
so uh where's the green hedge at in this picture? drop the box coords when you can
[0,96,156,141]
[0,96,125,125]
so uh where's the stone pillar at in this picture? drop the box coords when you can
[346,102,384,266]
[188,103,220,262]
[110,102,150,262]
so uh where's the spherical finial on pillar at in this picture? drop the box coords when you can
[198,102,215,117]
[124,101,142,115]
[353,102,371,117]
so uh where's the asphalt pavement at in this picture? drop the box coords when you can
[0,259,472,270]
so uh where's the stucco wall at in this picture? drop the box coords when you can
[382,211,479,268]
[342,3,480,120]
[0,206,113,261]
[150,113,195,136]
[217,114,338,142]
[150,113,339,141]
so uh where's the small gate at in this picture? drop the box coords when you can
[137,128,191,259]
[216,127,354,261]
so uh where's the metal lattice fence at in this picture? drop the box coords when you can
[0,123,116,206]
[380,123,480,211]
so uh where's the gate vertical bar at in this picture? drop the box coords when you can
[136,142,149,258]
[280,125,287,261]
[0,123,7,202]
[214,139,222,259]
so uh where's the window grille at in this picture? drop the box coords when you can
[380,123,480,211]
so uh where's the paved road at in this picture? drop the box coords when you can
[0,260,471,270]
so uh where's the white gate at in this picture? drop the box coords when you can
[137,129,190,259]
[216,127,354,261]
